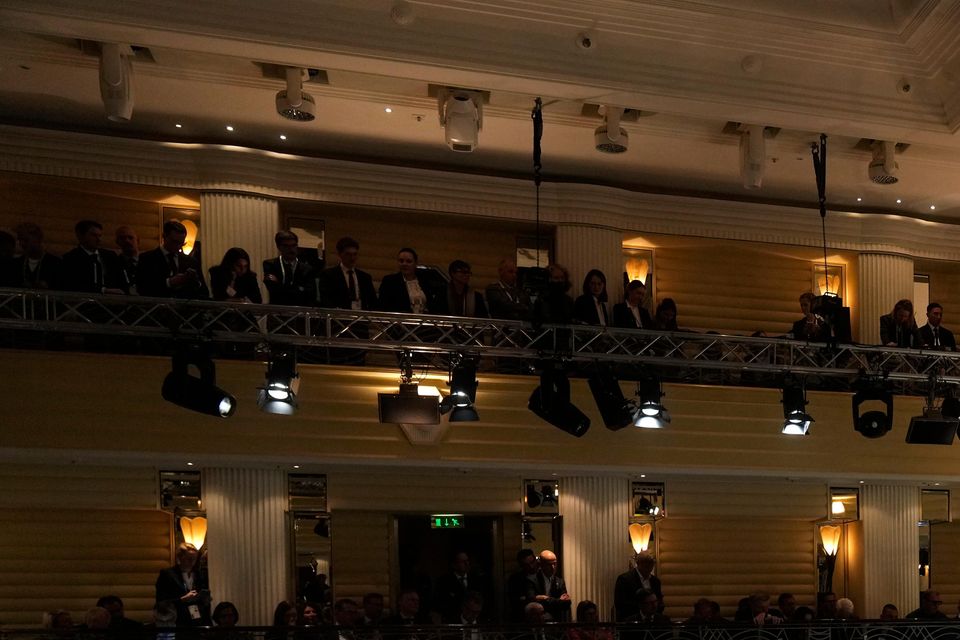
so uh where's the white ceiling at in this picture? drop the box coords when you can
[1,0,960,218]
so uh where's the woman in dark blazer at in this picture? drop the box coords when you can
[155,542,210,626]
[209,247,262,303]
[377,247,444,314]
[573,269,610,325]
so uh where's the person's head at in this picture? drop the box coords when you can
[449,260,473,289]
[84,607,111,630]
[162,220,188,254]
[927,303,944,327]
[777,593,796,617]
[920,590,942,614]
[275,230,299,261]
[836,598,854,619]
[636,589,659,617]
[0,230,14,259]
[656,298,678,327]
[582,269,607,301]
[692,598,712,620]
[336,236,360,269]
[219,247,251,276]
[452,551,470,575]
[48,609,73,631]
[333,599,359,627]
[397,248,418,277]
[627,280,646,306]
[524,602,545,625]
[96,595,124,620]
[880,603,899,620]
[817,591,837,618]
[273,601,297,627]
[749,592,770,616]
[891,299,914,325]
[538,549,558,578]
[517,548,538,574]
[397,588,420,616]
[15,222,44,257]
[635,551,655,577]
[461,591,484,624]
[115,225,139,257]
[799,292,816,316]
[575,600,599,623]
[213,602,240,627]
[298,601,320,626]
[175,542,198,572]
[498,258,518,286]
[547,264,571,291]
[75,220,103,251]
[362,593,384,620]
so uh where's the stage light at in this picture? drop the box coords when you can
[276,67,316,121]
[440,357,479,422]
[99,43,134,122]
[595,106,628,153]
[739,124,765,189]
[781,381,813,435]
[378,352,441,425]
[852,382,893,438]
[438,88,483,152]
[634,377,669,428]
[906,407,959,445]
[257,349,299,415]
[588,370,634,430]
[162,347,236,418]
[868,140,899,184]
[529,365,591,437]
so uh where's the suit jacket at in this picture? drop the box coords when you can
[613,570,662,621]
[378,272,445,314]
[137,247,209,299]
[919,323,956,351]
[434,571,493,623]
[612,302,653,329]
[485,281,531,321]
[155,566,210,626]
[57,247,124,293]
[7,253,61,289]
[446,286,489,318]
[506,571,542,623]
[574,294,610,325]
[209,266,263,303]
[791,316,828,341]
[263,257,316,306]
[879,314,921,348]
[537,571,571,622]
[316,264,377,310]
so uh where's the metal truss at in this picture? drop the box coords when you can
[3,288,960,394]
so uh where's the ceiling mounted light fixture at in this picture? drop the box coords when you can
[276,67,316,121]
[99,42,134,122]
[595,105,628,153]
[162,346,236,418]
[739,124,765,189]
[438,88,483,152]
[440,356,479,422]
[257,349,300,415]
[852,378,893,438]
[378,352,441,425]
[634,376,669,429]
[529,363,591,437]
[781,378,813,435]
[906,382,960,445]
[588,369,634,430]
[868,140,900,184]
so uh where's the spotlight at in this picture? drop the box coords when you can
[868,140,899,185]
[781,381,813,435]
[99,43,134,122]
[852,382,893,438]
[739,124,765,189]
[276,67,316,121]
[906,407,959,445]
[588,370,633,430]
[379,382,441,425]
[634,377,669,429]
[162,347,236,418]
[257,349,299,415]
[438,88,483,152]
[595,106,628,153]
[529,365,591,437]
[440,358,479,422]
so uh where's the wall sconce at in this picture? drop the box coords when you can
[180,515,207,549]
[813,263,843,297]
[629,522,653,553]
[818,523,841,593]
[820,524,841,556]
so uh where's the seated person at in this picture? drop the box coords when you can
[653,298,680,331]
[566,601,613,640]
[209,247,262,303]
[573,269,610,325]
[446,260,488,317]
[880,299,921,348]
[613,280,654,329]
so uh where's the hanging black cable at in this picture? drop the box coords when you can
[532,97,543,268]
[811,134,830,292]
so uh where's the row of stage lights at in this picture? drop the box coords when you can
[159,347,960,445]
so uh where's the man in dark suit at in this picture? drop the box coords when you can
[614,552,663,621]
[382,588,430,625]
[486,258,531,321]
[58,220,126,294]
[622,589,671,634]
[919,302,956,351]
[613,280,654,329]
[137,220,208,299]
[263,230,316,306]
[433,551,493,623]
[114,225,141,295]
[316,236,377,310]
[506,548,541,623]
[535,549,570,621]
[8,222,60,289]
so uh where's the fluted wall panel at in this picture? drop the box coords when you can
[861,484,919,618]
[858,253,914,344]
[199,193,279,295]
[560,476,630,621]
[556,225,626,305]
[204,468,289,626]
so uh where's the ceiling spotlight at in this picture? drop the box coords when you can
[781,380,813,435]
[595,105,628,154]
[587,369,634,430]
[225,125,234,132]
[438,88,483,152]
[896,199,902,204]
[440,357,479,422]
[852,379,893,438]
[868,140,899,184]
[99,42,134,122]
[257,349,299,415]
[175,123,183,128]
[279,134,287,140]
[907,383,960,444]
[378,352,441,424]
[634,376,669,429]
[162,346,236,418]
[856,197,862,202]
[930,205,937,210]
[528,364,591,437]
[384,107,393,113]
[739,124,765,189]
[276,66,316,122]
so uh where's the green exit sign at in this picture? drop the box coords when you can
[430,514,465,529]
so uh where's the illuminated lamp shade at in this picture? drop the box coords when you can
[816,273,841,296]
[179,219,199,256]
[625,257,650,284]
[831,500,846,515]
[820,524,841,556]
[180,516,207,549]
[629,522,653,554]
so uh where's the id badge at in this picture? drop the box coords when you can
[188,605,201,620]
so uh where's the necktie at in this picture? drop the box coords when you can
[347,269,357,301]
[934,328,940,346]
[167,252,178,276]
[283,263,293,286]
[92,252,103,289]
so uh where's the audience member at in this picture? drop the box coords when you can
[535,264,574,325]
[879,603,899,621]
[573,269,610,326]
[79,607,111,633]
[746,592,782,626]
[114,225,141,295]
[653,298,679,331]
[10,222,60,289]
[773,592,797,621]
[378,248,444,314]
[880,299,921,348]
[298,601,321,626]
[791,292,828,341]
[906,590,947,620]
[155,541,210,626]
[58,220,125,294]
[361,592,385,627]
[138,220,209,299]
[522,602,558,640]
[267,601,298,640]
[506,549,541,622]
[332,598,361,636]
[263,230,316,306]
[536,549,571,622]
[47,609,74,636]
[486,258,531,320]
[684,598,715,626]
[817,592,837,620]
[613,280,653,329]
[919,302,956,351]
[434,551,490,623]
[96,594,142,634]
[212,601,240,627]
[614,552,662,621]
[566,600,613,640]
[623,589,670,625]
[383,588,429,625]
[456,592,485,640]
[316,236,377,310]
[446,260,488,317]
[209,247,262,303]
[836,598,856,620]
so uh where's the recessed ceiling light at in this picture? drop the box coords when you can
[930,205,936,210]
[859,480,865,484]
[856,197,862,202]
[186,462,194,466]
[640,474,646,478]
[293,464,300,469]
[279,134,287,140]
[896,199,902,204]
[225,125,234,132]
[175,123,182,129]
[934,482,941,486]
[385,107,393,113]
